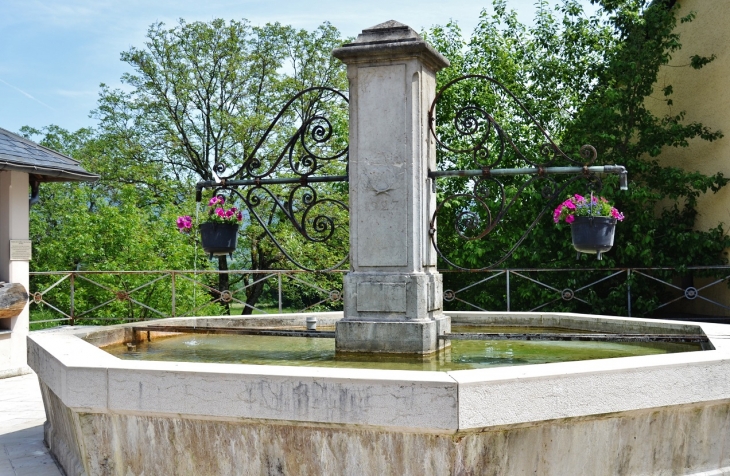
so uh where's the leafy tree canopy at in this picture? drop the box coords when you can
[427,0,729,315]
[26,19,349,318]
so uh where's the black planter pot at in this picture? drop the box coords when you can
[570,216,617,260]
[199,222,239,258]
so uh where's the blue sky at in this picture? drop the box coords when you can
[0,0,585,135]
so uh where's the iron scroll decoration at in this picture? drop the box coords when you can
[427,75,628,271]
[193,80,626,272]
[195,86,350,272]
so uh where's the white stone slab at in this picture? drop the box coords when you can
[28,330,459,432]
[28,334,117,412]
[107,363,458,431]
[356,63,408,267]
[27,313,730,437]
[451,346,730,429]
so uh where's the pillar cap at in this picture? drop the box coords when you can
[333,20,450,72]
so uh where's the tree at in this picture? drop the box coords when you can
[23,125,216,326]
[94,19,349,313]
[427,0,729,315]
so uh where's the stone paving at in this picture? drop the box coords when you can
[0,373,63,475]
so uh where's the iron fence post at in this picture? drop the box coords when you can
[278,273,283,313]
[506,270,511,312]
[69,273,75,326]
[627,269,632,317]
[171,271,176,318]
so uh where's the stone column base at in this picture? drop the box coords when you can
[335,316,451,354]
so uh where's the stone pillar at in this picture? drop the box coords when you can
[0,170,30,377]
[333,21,450,354]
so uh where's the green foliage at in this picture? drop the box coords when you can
[22,125,219,326]
[93,19,348,315]
[24,19,351,321]
[428,0,729,316]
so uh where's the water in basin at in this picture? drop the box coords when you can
[102,325,703,371]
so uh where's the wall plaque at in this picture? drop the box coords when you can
[9,240,32,261]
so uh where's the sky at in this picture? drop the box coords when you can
[0,0,588,135]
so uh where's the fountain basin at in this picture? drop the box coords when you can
[28,312,730,475]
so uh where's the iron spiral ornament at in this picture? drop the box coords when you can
[196,86,350,272]
[428,75,607,271]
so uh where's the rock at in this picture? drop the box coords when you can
[0,282,28,318]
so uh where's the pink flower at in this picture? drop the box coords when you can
[553,206,563,223]
[565,201,576,210]
[208,196,225,206]
[215,207,225,218]
[225,209,234,218]
[611,208,625,221]
[566,215,575,224]
[236,211,243,221]
[176,215,192,232]
[573,194,584,201]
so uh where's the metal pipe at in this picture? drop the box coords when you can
[69,274,75,326]
[440,332,709,343]
[195,175,349,200]
[627,269,632,317]
[133,325,335,339]
[429,165,628,180]
[171,272,176,318]
[506,270,510,312]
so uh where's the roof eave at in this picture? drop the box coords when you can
[0,161,100,182]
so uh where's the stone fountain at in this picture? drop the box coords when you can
[28,21,730,475]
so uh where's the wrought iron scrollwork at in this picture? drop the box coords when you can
[197,87,350,272]
[428,75,625,271]
[429,75,598,169]
[211,87,349,181]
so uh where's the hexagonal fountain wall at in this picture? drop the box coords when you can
[29,311,730,475]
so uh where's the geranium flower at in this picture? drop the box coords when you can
[610,208,625,221]
[176,215,192,233]
[553,207,563,223]
[553,194,623,224]
[177,194,242,231]
[208,196,225,206]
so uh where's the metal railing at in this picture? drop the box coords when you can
[441,266,730,319]
[28,269,346,327]
[28,266,730,328]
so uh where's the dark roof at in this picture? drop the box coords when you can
[0,127,99,182]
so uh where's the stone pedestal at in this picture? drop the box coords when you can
[333,21,450,354]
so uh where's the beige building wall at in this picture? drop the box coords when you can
[648,1,730,316]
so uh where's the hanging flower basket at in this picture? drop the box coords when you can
[199,222,239,258]
[177,195,243,259]
[570,216,616,259]
[554,194,624,260]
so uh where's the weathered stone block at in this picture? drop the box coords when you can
[0,282,27,318]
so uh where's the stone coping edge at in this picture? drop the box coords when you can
[27,312,730,432]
